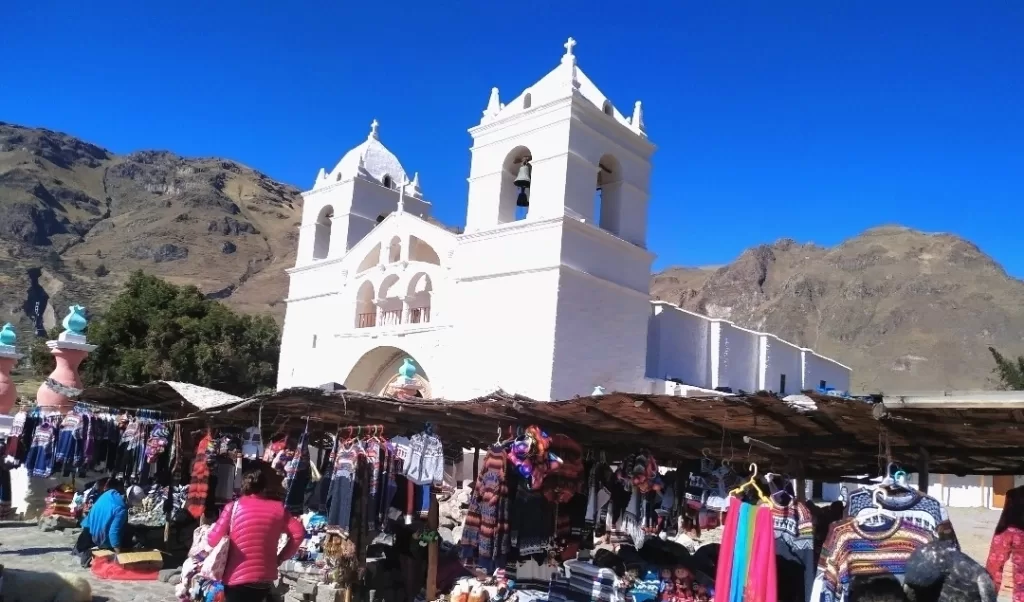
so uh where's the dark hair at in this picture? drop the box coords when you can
[106,479,126,495]
[240,467,269,497]
[995,486,1024,534]
[849,576,908,602]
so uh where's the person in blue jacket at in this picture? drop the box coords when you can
[74,479,144,567]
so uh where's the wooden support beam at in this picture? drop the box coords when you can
[918,448,931,493]
[426,491,439,601]
[636,397,722,439]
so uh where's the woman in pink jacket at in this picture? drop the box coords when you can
[208,462,305,602]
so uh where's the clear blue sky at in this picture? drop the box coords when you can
[3,1,1022,275]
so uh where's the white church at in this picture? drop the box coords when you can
[276,38,851,401]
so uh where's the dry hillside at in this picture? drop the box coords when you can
[651,228,1024,393]
[0,121,302,340]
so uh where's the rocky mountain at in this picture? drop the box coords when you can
[0,121,302,340]
[3,122,1019,393]
[651,227,1024,393]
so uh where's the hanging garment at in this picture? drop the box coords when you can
[460,445,512,572]
[0,467,11,519]
[847,487,956,546]
[185,434,213,519]
[729,502,754,602]
[817,517,935,602]
[326,439,362,535]
[713,497,741,602]
[744,505,778,602]
[404,431,444,487]
[24,422,57,478]
[772,501,816,602]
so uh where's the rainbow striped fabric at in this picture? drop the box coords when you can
[817,517,935,602]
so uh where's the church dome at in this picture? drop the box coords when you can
[327,120,407,188]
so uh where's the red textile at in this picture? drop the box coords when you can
[90,556,160,581]
[743,505,778,602]
[713,497,741,602]
[207,495,305,587]
[987,525,1024,602]
[186,434,212,519]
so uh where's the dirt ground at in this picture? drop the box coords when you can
[946,506,1011,601]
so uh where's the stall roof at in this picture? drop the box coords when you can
[198,387,1024,478]
[79,381,242,414]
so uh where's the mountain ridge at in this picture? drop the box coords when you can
[3,121,1021,392]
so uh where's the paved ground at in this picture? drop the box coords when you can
[0,521,176,601]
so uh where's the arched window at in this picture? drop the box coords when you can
[355,280,376,328]
[312,205,333,260]
[388,236,402,263]
[357,242,381,273]
[382,175,393,189]
[407,272,433,324]
[499,146,533,224]
[409,236,441,265]
[594,154,623,235]
[523,93,532,109]
[602,101,614,116]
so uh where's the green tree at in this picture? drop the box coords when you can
[81,271,280,395]
[988,347,1024,390]
[29,326,62,379]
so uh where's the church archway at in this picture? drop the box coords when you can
[500,146,532,224]
[343,346,432,397]
[313,205,333,259]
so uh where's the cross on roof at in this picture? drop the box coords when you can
[563,37,576,57]
[370,119,379,139]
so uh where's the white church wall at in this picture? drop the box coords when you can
[550,267,651,399]
[447,269,560,401]
[715,321,759,393]
[759,334,802,395]
[802,349,852,392]
[646,304,712,389]
[559,219,652,294]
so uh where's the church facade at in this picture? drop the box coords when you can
[277,38,851,401]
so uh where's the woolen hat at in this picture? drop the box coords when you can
[904,541,996,602]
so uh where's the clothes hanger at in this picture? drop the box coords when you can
[857,488,899,524]
[729,463,773,506]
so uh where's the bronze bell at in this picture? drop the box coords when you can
[514,161,531,207]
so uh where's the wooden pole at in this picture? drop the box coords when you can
[918,448,931,494]
[472,447,480,483]
[795,461,807,502]
[426,490,439,602]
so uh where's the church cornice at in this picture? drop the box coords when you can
[467,97,572,139]
[457,215,564,241]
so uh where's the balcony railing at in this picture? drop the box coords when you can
[355,306,432,329]
[408,306,431,324]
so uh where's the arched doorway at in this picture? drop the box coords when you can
[343,346,432,397]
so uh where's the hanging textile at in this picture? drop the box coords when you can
[185,433,213,519]
[460,445,512,572]
[816,517,935,602]
[986,486,1024,602]
[772,501,816,602]
[846,486,957,547]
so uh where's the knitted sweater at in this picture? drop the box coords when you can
[847,488,956,547]
[772,501,816,602]
[818,517,935,602]
[404,432,444,486]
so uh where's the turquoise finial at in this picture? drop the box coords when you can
[0,323,15,347]
[398,358,417,380]
[62,305,88,335]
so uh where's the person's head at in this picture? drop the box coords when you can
[126,485,146,508]
[849,576,909,602]
[106,479,126,496]
[241,460,285,499]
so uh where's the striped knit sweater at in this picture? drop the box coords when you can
[817,517,935,602]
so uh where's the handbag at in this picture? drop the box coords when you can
[199,501,240,581]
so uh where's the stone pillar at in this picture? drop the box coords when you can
[0,323,24,414]
[36,305,96,412]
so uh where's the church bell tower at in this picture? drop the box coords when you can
[450,38,657,401]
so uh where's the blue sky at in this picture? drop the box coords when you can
[3,1,1022,275]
